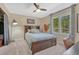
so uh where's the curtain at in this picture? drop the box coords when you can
[4,14,9,45]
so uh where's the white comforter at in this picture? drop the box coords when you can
[0,39,32,55]
[25,32,56,48]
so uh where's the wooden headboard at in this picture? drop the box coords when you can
[24,25,40,33]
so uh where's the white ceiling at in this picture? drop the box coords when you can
[4,3,74,18]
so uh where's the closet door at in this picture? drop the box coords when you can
[4,14,9,45]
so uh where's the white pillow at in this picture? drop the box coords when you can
[28,29,31,32]
[30,29,40,33]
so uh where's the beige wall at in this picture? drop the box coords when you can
[8,14,27,41]
[40,16,50,32]
[8,13,40,26]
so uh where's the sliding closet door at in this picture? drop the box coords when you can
[4,14,9,45]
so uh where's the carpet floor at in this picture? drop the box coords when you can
[35,44,66,55]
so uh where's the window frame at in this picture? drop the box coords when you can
[61,15,71,33]
[53,17,59,33]
[52,14,71,34]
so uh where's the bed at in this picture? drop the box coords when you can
[24,26,57,54]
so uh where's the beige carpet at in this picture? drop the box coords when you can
[34,36,66,55]
[35,44,66,55]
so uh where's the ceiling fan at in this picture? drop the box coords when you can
[33,3,47,12]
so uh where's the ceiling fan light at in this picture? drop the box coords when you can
[36,9,41,12]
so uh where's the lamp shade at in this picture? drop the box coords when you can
[12,20,18,25]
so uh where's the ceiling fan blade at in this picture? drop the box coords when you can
[34,3,39,9]
[33,10,36,12]
[40,9,47,11]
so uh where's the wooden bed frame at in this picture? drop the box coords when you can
[31,38,56,54]
[24,26,57,54]
[24,25,40,33]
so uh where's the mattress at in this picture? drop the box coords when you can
[25,32,56,48]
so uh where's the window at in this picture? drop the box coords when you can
[61,15,70,33]
[53,15,70,33]
[53,17,59,32]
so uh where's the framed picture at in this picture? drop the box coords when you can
[27,18,35,24]
[77,14,79,33]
